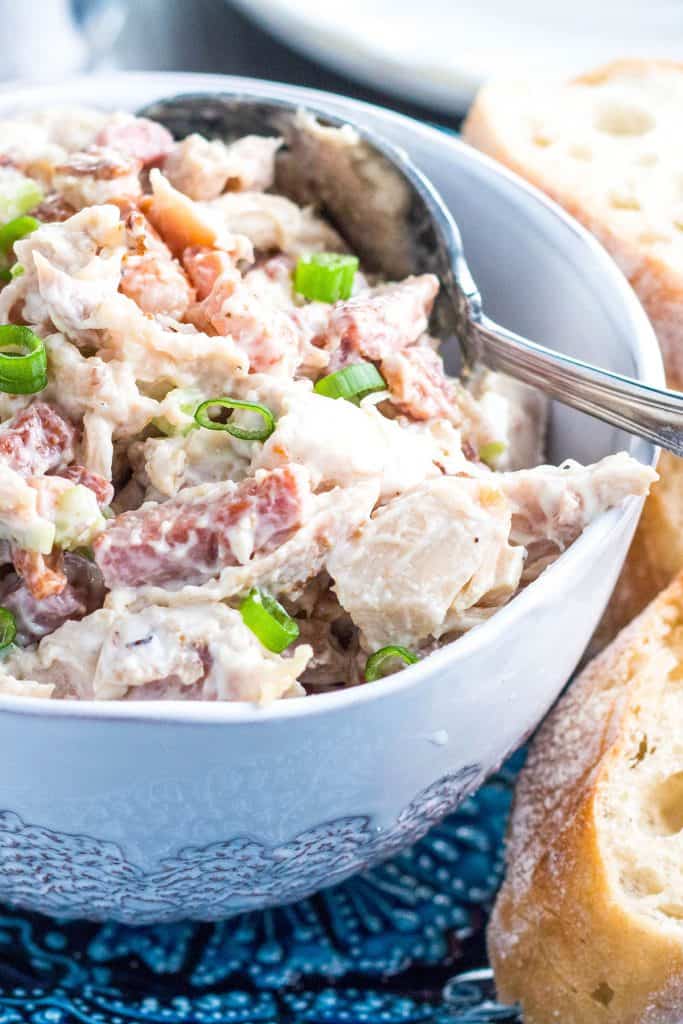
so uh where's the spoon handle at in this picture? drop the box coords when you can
[473,316,683,457]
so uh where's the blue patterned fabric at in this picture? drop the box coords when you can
[0,751,525,1023]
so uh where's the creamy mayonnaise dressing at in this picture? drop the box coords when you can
[0,105,656,701]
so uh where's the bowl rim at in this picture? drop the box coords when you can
[0,71,663,725]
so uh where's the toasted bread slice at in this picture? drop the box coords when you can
[488,571,683,1024]
[463,59,683,386]
[464,60,683,641]
[594,450,683,647]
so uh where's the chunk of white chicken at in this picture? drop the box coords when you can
[131,428,253,499]
[498,453,657,550]
[203,191,344,256]
[254,390,464,499]
[96,294,249,392]
[6,603,311,703]
[327,476,524,650]
[43,334,159,480]
[21,106,109,154]
[0,672,54,699]
[163,133,281,200]
[474,373,548,471]
[0,203,125,344]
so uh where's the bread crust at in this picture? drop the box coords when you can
[488,572,683,1023]
[593,452,683,649]
[464,60,683,645]
[463,59,683,388]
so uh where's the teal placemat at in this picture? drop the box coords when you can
[0,752,525,1023]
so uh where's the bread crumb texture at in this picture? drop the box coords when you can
[488,571,683,1022]
[463,60,683,387]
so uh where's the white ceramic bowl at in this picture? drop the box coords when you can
[0,73,662,923]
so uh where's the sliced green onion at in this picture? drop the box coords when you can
[314,361,386,404]
[10,263,23,279]
[0,215,39,257]
[294,252,359,303]
[194,397,275,441]
[0,607,16,649]
[0,325,47,395]
[240,587,300,653]
[365,645,419,682]
[479,441,506,468]
[101,506,115,520]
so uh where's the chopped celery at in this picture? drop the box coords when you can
[0,174,43,223]
[54,485,105,549]
[0,517,55,555]
[479,440,507,468]
[153,387,203,436]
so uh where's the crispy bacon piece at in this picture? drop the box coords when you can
[182,246,233,300]
[0,402,76,477]
[12,548,67,599]
[0,553,105,645]
[33,193,76,223]
[55,146,140,181]
[93,466,310,589]
[381,345,460,422]
[59,465,114,506]
[120,210,195,319]
[94,117,174,167]
[321,275,438,369]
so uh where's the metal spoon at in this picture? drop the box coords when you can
[138,92,683,457]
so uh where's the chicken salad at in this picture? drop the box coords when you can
[0,105,656,702]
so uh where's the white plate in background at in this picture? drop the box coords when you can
[229,0,683,112]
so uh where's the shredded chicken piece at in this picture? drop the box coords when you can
[499,454,657,551]
[43,333,158,479]
[204,191,344,256]
[163,133,281,200]
[131,429,251,499]
[255,390,457,499]
[327,476,523,649]
[7,602,311,702]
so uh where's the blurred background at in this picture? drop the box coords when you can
[4,0,683,126]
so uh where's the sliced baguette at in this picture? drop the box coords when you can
[488,571,683,1024]
[464,60,683,642]
[463,59,683,386]
[594,450,683,647]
